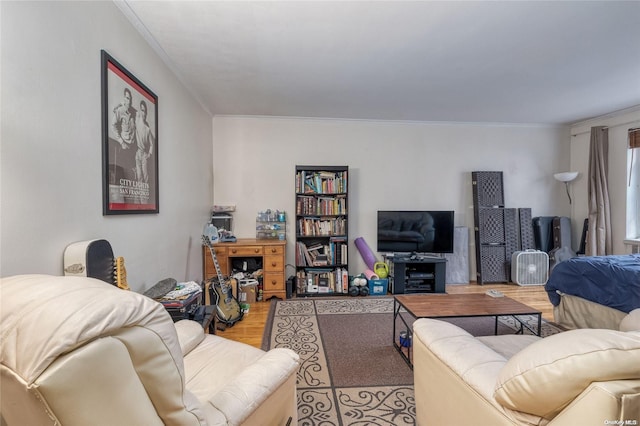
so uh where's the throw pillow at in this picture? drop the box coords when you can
[494,328,640,419]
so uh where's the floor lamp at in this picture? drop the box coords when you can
[554,172,579,204]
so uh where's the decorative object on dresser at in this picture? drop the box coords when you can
[295,165,349,296]
[256,209,286,240]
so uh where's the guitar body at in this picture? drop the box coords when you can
[63,239,116,285]
[209,277,243,325]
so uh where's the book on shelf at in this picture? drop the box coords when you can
[312,254,328,266]
[297,194,347,216]
[296,217,347,237]
[296,267,348,294]
[296,240,349,267]
[296,170,348,194]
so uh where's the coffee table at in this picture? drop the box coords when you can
[393,293,542,368]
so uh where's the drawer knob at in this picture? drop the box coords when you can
[231,249,237,254]
[271,262,277,267]
[271,248,276,253]
[271,280,277,285]
[254,249,260,253]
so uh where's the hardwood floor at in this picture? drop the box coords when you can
[216,283,554,349]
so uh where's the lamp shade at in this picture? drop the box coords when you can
[553,172,578,182]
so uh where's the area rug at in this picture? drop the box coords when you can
[262,297,562,426]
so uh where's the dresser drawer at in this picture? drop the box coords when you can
[264,245,284,256]
[263,272,285,291]
[228,246,263,256]
[264,255,284,272]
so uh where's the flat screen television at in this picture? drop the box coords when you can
[377,210,455,254]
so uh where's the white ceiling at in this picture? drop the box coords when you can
[119,0,640,125]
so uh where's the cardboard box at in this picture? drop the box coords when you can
[368,278,389,296]
[238,283,258,303]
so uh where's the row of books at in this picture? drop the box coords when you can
[296,217,347,237]
[295,240,348,267]
[295,170,348,194]
[296,194,347,216]
[295,267,350,294]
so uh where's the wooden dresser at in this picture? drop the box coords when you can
[202,238,287,301]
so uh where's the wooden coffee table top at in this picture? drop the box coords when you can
[394,293,541,318]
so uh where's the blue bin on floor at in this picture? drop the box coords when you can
[368,279,388,296]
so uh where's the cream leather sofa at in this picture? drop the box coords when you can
[413,317,640,426]
[0,275,300,426]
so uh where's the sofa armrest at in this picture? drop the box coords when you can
[620,308,640,331]
[551,380,640,425]
[174,320,205,356]
[413,318,509,401]
[208,348,300,425]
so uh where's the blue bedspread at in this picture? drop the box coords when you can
[545,254,640,313]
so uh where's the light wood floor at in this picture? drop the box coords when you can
[216,283,554,349]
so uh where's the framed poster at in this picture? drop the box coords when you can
[101,50,159,215]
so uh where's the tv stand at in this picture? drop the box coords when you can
[386,255,446,294]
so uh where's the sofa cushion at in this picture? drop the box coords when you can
[477,335,541,360]
[494,328,640,419]
[620,308,640,331]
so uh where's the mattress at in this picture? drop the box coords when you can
[545,254,640,313]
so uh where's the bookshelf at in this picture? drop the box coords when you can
[295,166,349,296]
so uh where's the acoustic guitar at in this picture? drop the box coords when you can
[202,235,243,326]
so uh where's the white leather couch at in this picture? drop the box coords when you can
[413,316,640,425]
[0,275,300,426]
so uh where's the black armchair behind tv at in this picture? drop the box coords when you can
[377,210,454,254]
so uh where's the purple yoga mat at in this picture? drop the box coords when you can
[354,237,378,270]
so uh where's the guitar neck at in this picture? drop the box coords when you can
[203,239,227,289]
[211,249,225,285]
[114,256,130,290]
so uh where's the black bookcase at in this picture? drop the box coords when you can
[294,166,349,296]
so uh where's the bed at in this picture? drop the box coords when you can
[545,253,640,329]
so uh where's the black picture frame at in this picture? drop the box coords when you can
[101,50,159,215]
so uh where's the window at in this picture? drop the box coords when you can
[626,128,640,241]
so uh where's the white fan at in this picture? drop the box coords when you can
[511,250,549,286]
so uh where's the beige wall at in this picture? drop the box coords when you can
[212,116,570,277]
[1,2,214,291]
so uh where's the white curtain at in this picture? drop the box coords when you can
[586,126,611,256]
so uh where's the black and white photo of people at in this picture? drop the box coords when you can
[107,67,156,210]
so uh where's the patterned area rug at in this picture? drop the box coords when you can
[262,297,561,426]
